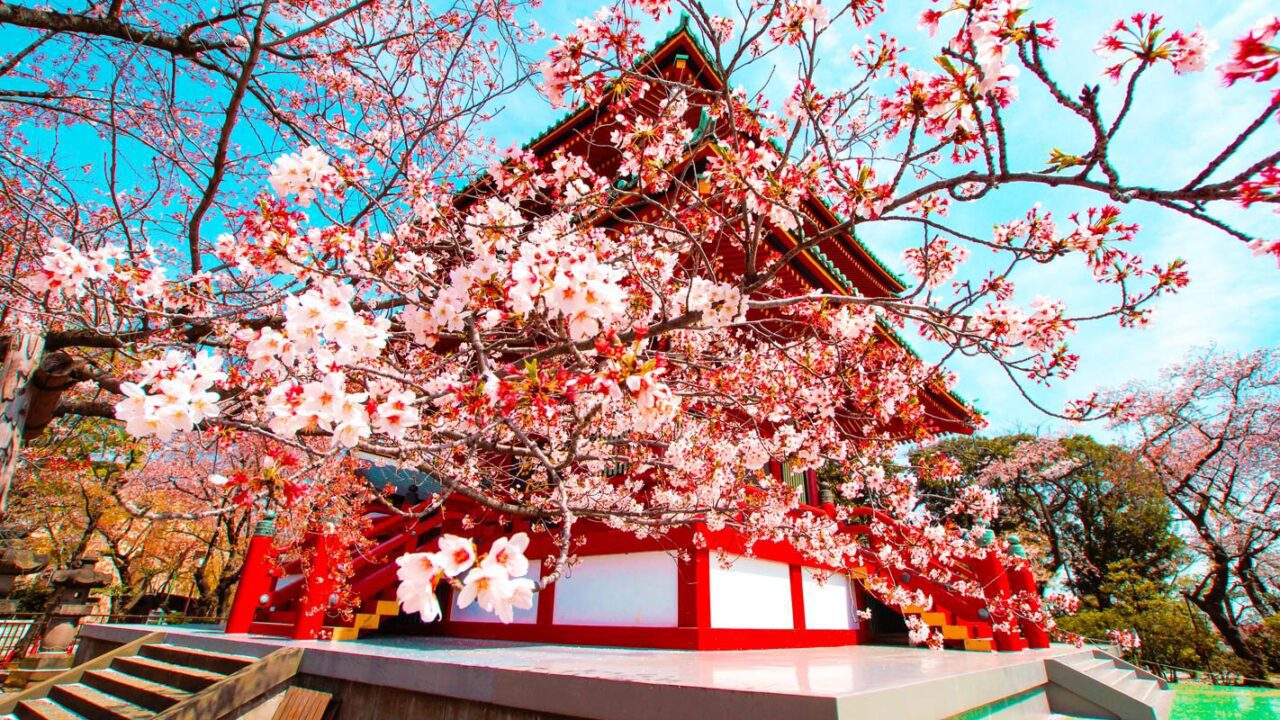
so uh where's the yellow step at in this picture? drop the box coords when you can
[353,613,381,630]
[963,638,994,652]
[329,626,360,641]
[941,625,971,640]
[902,605,927,614]
[921,612,949,627]
[848,567,868,579]
[376,600,400,616]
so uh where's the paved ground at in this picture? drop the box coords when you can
[82,624,1083,720]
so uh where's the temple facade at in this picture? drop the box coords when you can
[224,21,1046,655]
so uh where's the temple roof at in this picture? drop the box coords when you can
[494,17,978,435]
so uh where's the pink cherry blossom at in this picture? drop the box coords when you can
[434,535,477,578]
[482,533,531,578]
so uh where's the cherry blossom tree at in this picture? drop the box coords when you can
[12,419,266,615]
[1108,347,1280,682]
[2,0,1279,626]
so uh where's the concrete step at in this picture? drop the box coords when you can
[1096,666,1133,686]
[1059,651,1110,667]
[12,698,86,720]
[1046,651,1171,720]
[137,644,254,676]
[109,656,224,693]
[1068,658,1115,674]
[1133,678,1164,702]
[81,668,188,712]
[48,684,150,720]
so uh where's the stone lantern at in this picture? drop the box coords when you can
[0,532,47,609]
[41,553,110,652]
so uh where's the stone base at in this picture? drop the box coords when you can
[2,651,74,690]
[78,624,1083,720]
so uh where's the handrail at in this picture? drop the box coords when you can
[0,630,166,714]
[154,646,304,720]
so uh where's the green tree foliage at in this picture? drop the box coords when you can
[1056,565,1217,677]
[912,435,1182,609]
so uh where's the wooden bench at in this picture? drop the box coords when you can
[271,686,335,720]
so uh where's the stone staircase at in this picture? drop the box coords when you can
[1045,649,1174,720]
[0,633,301,720]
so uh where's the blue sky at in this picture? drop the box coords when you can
[486,1,1280,438]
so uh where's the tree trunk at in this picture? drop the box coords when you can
[1187,592,1276,687]
[0,333,44,515]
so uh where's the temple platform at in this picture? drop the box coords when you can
[75,624,1166,720]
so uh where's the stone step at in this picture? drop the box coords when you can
[81,668,188,712]
[920,611,951,627]
[352,613,380,631]
[1096,666,1133,687]
[48,683,150,720]
[13,698,88,720]
[137,644,254,676]
[1132,677,1164,702]
[1067,657,1114,674]
[109,656,224,693]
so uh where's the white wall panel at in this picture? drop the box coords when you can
[802,569,857,630]
[710,557,793,629]
[552,552,679,627]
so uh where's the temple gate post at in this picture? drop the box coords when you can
[972,528,1025,652]
[225,510,277,634]
[292,519,341,640]
[1005,535,1051,649]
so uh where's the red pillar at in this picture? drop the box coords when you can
[1006,536,1051,649]
[293,522,342,640]
[225,511,277,634]
[971,528,1024,651]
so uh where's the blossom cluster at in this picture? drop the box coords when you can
[27,238,167,302]
[1107,627,1143,653]
[1094,14,1215,83]
[396,533,534,623]
[267,145,343,207]
[1219,15,1279,87]
[114,351,226,440]
[902,237,968,289]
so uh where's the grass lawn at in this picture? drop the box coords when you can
[1170,683,1280,720]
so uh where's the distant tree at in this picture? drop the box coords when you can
[1109,347,1280,683]
[13,418,256,616]
[1055,566,1217,679]
[912,434,1182,609]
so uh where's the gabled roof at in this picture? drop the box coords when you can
[496,17,979,434]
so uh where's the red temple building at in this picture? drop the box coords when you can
[223,20,1048,656]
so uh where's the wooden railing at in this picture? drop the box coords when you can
[154,646,303,720]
